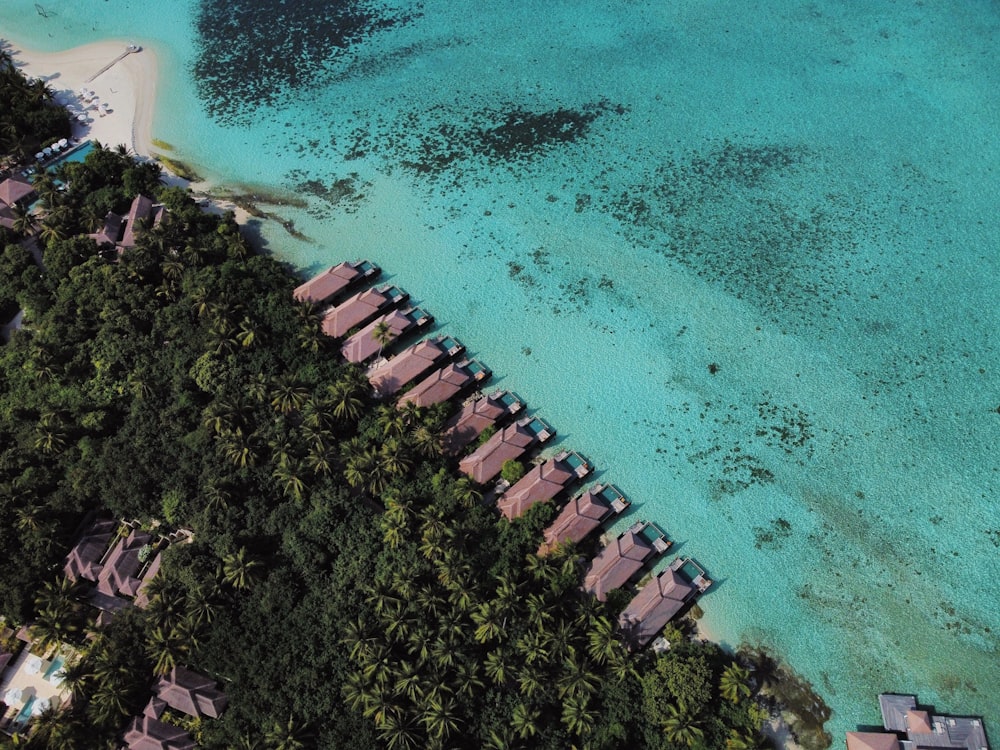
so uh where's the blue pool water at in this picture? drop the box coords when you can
[47,140,95,171]
[13,698,35,725]
[43,656,65,682]
[1,0,998,737]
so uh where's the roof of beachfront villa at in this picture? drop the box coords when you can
[340,307,432,364]
[617,558,710,649]
[368,335,464,397]
[96,528,154,599]
[497,449,591,521]
[538,483,628,555]
[63,517,118,582]
[89,211,124,246]
[0,176,35,207]
[458,416,553,485]
[120,194,165,248]
[849,694,992,750]
[153,666,228,719]
[582,521,664,601]
[320,285,407,339]
[123,714,195,750]
[293,259,380,305]
[441,390,522,455]
[399,359,490,409]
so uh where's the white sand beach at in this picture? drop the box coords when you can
[8,39,158,157]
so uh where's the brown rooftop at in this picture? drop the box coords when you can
[96,529,153,598]
[89,211,124,246]
[63,518,117,582]
[846,734,901,750]
[617,562,699,649]
[340,307,429,364]
[441,391,520,456]
[458,418,538,485]
[321,285,406,339]
[154,666,228,719]
[120,194,164,248]
[123,714,195,750]
[582,523,658,601]
[293,259,379,305]
[0,176,35,207]
[497,450,590,521]
[538,484,622,555]
[368,336,461,397]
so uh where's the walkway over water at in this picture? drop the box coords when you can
[85,44,139,83]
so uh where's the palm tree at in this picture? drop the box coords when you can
[512,702,540,739]
[235,316,261,348]
[58,657,93,701]
[222,547,262,590]
[451,476,481,508]
[379,437,411,477]
[662,702,704,748]
[264,716,313,750]
[327,378,365,422]
[11,203,36,236]
[419,696,461,742]
[483,649,510,685]
[372,319,392,360]
[145,626,185,676]
[376,404,406,438]
[222,430,258,468]
[378,711,421,750]
[30,602,80,653]
[561,695,596,738]
[586,615,622,666]
[720,663,752,704]
[558,653,600,701]
[273,463,307,502]
[269,376,309,415]
[726,730,769,750]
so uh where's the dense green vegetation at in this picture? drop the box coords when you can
[0,46,71,165]
[1,139,772,748]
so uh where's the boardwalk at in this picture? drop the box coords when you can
[85,45,140,83]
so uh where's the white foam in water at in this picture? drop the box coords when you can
[3,0,998,734]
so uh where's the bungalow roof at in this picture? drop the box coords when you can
[582,526,656,601]
[321,285,405,339]
[846,733,901,750]
[340,308,420,364]
[368,336,460,397]
[441,392,514,456]
[120,194,161,248]
[89,211,123,246]
[458,419,537,485]
[63,518,117,582]
[154,666,228,719]
[0,176,35,207]
[399,361,475,409]
[293,259,378,305]
[123,715,196,750]
[538,485,615,555]
[617,566,698,648]
[96,529,152,598]
[498,451,584,521]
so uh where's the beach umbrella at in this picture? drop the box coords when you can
[32,698,51,716]
[35,152,45,161]
[4,687,23,705]
[42,147,52,157]
[77,114,88,122]
[58,138,69,147]
[25,655,43,675]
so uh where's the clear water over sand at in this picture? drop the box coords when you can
[3,0,998,735]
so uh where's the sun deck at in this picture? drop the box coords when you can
[617,557,710,649]
[398,358,491,409]
[368,335,463,397]
[538,483,629,555]
[340,307,433,364]
[321,285,407,339]
[293,259,380,305]
[458,416,554,485]
[441,390,524,455]
[582,520,666,601]
[497,449,592,521]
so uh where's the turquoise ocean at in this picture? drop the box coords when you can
[3,0,998,737]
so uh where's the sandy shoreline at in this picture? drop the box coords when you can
[6,38,159,157]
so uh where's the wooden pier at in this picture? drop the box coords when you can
[85,44,140,83]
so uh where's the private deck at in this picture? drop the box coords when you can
[617,557,711,649]
[582,520,666,601]
[321,285,407,339]
[399,359,491,409]
[441,390,524,456]
[340,307,433,364]
[497,449,592,521]
[368,335,464,397]
[293,259,380,305]
[458,416,554,485]
[537,483,629,555]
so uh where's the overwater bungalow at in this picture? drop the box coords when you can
[293,259,380,305]
[458,416,554,485]
[340,307,433,364]
[617,557,712,649]
[844,694,991,750]
[63,518,117,582]
[399,359,491,409]
[497,449,591,521]
[441,390,524,455]
[368,335,464,397]
[582,520,670,601]
[537,483,630,555]
[320,285,408,340]
[154,666,228,719]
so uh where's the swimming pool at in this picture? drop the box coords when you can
[43,656,64,682]
[46,140,95,172]
[13,697,35,726]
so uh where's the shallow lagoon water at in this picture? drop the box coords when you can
[3,0,998,735]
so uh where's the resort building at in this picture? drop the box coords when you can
[293,259,380,305]
[458,416,554,485]
[582,521,670,601]
[340,307,433,364]
[153,666,228,719]
[96,528,155,599]
[845,695,990,750]
[320,285,407,339]
[368,335,464,397]
[86,193,165,251]
[123,714,195,750]
[497,449,591,521]
[441,390,524,456]
[537,483,630,555]
[617,558,712,649]
[63,517,118,582]
[398,359,491,409]
[0,176,35,209]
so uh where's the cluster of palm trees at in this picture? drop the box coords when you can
[0,47,69,165]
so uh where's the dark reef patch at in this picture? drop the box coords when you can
[193,0,419,124]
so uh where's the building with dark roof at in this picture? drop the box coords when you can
[458,416,553,485]
[0,176,35,208]
[293,259,380,305]
[368,335,463,397]
[63,518,117,582]
[844,695,990,750]
[399,359,490,409]
[617,558,711,649]
[154,666,228,719]
[96,529,153,598]
[582,521,668,601]
[120,194,165,249]
[538,483,629,555]
[123,714,195,750]
[497,450,591,521]
[340,307,432,364]
[441,390,523,456]
[321,285,407,339]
